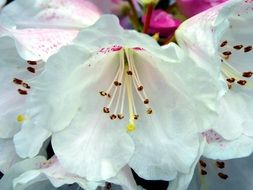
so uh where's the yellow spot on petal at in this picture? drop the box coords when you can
[16,114,25,123]
[127,123,136,132]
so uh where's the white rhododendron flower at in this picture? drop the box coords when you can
[0,1,101,173]
[176,0,253,155]
[169,0,253,189]
[13,15,223,182]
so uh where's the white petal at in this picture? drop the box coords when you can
[11,28,78,61]
[52,109,134,181]
[169,138,206,190]
[14,120,51,158]
[0,36,30,138]
[13,156,101,190]
[0,0,107,28]
[204,135,253,160]
[0,138,21,173]
[109,165,138,190]
[128,44,222,180]
[0,156,46,189]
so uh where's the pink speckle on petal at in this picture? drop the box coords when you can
[12,29,79,60]
[202,129,225,147]
[132,47,145,51]
[99,45,123,54]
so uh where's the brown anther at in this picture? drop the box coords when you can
[227,84,232,89]
[110,114,117,120]
[226,78,235,83]
[233,45,243,50]
[134,114,139,120]
[244,46,252,53]
[216,161,225,169]
[13,78,23,85]
[114,81,120,86]
[220,40,228,47]
[22,82,31,89]
[27,67,36,73]
[127,71,133,75]
[199,160,207,168]
[146,108,153,114]
[99,91,107,96]
[237,80,247,85]
[117,114,124,119]
[144,99,149,104]
[201,169,207,175]
[137,86,143,91]
[103,107,110,113]
[222,51,232,56]
[27,60,37,65]
[106,183,112,189]
[218,172,228,180]
[107,94,111,98]
[242,71,253,78]
[18,89,28,95]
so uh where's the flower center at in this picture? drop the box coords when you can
[99,47,152,131]
[219,40,253,89]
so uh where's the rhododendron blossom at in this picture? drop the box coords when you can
[170,0,253,189]
[13,15,222,183]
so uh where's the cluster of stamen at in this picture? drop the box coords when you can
[13,60,41,95]
[13,78,30,95]
[99,48,152,131]
[219,40,253,89]
[199,159,228,180]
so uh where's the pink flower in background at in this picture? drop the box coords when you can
[142,9,181,38]
[176,0,227,17]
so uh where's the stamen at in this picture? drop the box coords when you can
[16,114,25,123]
[226,78,235,83]
[222,51,232,56]
[103,107,110,113]
[118,114,124,119]
[237,80,247,85]
[216,161,225,169]
[22,82,31,89]
[220,41,228,47]
[218,172,228,180]
[144,99,149,104]
[127,71,133,75]
[13,78,23,85]
[242,71,253,78]
[233,45,243,50]
[99,91,107,96]
[27,60,37,65]
[18,89,28,95]
[199,160,207,168]
[27,67,36,73]
[201,169,207,175]
[146,108,153,114]
[110,114,117,120]
[244,46,252,53]
[99,47,153,130]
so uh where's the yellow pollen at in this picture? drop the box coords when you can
[127,123,136,132]
[16,114,25,123]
